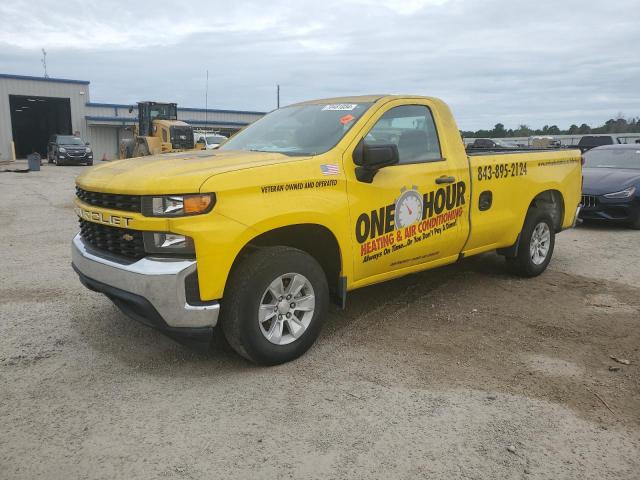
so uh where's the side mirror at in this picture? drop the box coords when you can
[128,106,134,113]
[353,140,399,183]
[196,138,205,144]
[85,142,90,146]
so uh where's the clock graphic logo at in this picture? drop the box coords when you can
[394,186,423,229]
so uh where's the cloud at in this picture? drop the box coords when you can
[0,0,638,129]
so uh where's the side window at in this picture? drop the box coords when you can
[365,105,441,164]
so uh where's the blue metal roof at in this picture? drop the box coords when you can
[179,106,266,115]
[85,116,251,126]
[86,102,265,116]
[0,73,90,85]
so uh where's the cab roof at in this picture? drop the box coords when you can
[290,94,438,106]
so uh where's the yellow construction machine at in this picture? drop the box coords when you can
[120,101,195,158]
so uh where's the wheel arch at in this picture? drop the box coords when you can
[498,189,564,258]
[529,189,565,232]
[226,223,345,307]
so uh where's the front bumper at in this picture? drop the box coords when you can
[579,195,640,223]
[71,234,219,345]
[60,153,93,163]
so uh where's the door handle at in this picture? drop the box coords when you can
[435,175,455,184]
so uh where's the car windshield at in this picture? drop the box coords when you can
[58,136,84,145]
[206,136,225,144]
[220,103,372,155]
[579,136,614,147]
[584,148,640,169]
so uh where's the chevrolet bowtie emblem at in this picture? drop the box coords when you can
[122,234,134,241]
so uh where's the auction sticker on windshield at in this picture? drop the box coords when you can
[322,104,357,111]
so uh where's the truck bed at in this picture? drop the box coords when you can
[466,147,581,156]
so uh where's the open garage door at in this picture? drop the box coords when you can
[9,95,72,158]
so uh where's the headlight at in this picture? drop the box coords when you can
[59,147,66,153]
[142,193,215,217]
[85,147,91,153]
[603,186,636,199]
[143,232,195,255]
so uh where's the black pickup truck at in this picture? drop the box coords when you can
[576,135,621,153]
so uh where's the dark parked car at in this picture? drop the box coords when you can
[576,135,621,153]
[580,144,640,229]
[47,134,93,166]
[466,138,518,150]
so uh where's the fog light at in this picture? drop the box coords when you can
[143,232,195,255]
[156,233,187,248]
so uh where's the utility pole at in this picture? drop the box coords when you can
[205,70,209,128]
[277,84,280,109]
[41,48,49,78]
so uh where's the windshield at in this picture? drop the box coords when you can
[579,136,614,147]
[584,148,640,169]
[58,136,83,145]
[220,103,372,155]
[149,104,177,120]
[206,136,225,144]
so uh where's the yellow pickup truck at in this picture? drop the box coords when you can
[72,95,582,364]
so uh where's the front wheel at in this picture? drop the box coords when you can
[506,210,555,277]
[221,246,329,365]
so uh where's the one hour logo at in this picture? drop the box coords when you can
[394,186,423,229]
[355,181,466,250]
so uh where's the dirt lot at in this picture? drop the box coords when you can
[1,163,639,479]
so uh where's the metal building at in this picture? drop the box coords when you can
[0,73,265,162]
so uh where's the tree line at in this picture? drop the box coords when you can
[461,115,640,138]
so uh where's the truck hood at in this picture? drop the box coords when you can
[582,168,640,195]
[76,150,305,194]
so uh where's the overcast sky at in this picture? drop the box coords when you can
[1,0,638,130]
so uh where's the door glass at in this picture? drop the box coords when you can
[366,105,441,164]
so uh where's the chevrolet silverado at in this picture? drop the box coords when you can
[72,95,582,364]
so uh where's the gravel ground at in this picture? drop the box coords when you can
[1,163,639,479]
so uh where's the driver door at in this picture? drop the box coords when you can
[344,99,469,284]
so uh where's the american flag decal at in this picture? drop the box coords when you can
[320,164,339,176]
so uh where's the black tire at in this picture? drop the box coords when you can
[86,161,93,166]
[506,210,555,277]
[630,212,640,230]
[221,246,329,365]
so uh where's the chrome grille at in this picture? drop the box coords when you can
[67,148,87,157]
[581,194,598,208]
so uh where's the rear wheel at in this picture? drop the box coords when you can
[221,246,329,365]
[506,210,555,277]
[630,211,640,230]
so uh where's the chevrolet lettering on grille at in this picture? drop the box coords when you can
[75,206,133,228]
